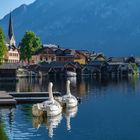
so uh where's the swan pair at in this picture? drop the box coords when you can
[32,80,78,117]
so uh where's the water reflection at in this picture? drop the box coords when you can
[46,114,62,138]
[0,76,140,140]
[32,106,78,138]
[64,106,78,131]
[67,77,77,87]
[32,113,62,138]
[0,76,139,97]
[0,107,16,140]
[0,120,9,140]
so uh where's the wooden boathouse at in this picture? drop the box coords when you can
[0,63,19,79]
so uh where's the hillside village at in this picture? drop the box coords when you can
[0,13,140,79]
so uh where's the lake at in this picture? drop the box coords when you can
[0,76,140,140]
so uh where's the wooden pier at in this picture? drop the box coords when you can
[0,91,61,105]
[0,91,16,106]
[9,92,61,104]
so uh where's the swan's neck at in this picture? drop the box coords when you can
[66,80,71,96]
[37,104,41,110]
[48,83,54,103]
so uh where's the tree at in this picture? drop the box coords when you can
[0,27,7,63]
[19,31,41,63]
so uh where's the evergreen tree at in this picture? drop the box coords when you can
[0,27,7,63]
[19,31,41,63]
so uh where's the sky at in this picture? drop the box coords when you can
[0,0,35,19]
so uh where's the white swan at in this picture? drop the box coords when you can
[32,82,62,117]
[62,80,78,108]
[43,82,62,116]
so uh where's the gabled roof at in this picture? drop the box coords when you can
[90,53,106,61]
[107,57,126,63]
[88,60,107,66]
[34,47,55,55]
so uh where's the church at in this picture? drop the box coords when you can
[5,13,20,63]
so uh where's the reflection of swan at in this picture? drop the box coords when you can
[46,114,62,138]
[32,116,43,129]
[62,80,78,108]
[32,114,62,138]
[32,103,44,117]
[65,106,78,131]
[32,82,62,117]
[67,77,77,87]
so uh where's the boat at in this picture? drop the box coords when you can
[61,80,78,108]
[32,82,62,117]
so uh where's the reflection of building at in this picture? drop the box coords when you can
[5,13,20,63]
[77,80,88,96]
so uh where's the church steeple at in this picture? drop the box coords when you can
[8,12,16,46]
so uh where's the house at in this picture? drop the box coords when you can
[55,49,75,63]
[31,61,82,77]
[74,51,88,65]
[90,53,106,61]
[134,57,140,65]
[31,45,57,64]
[107,62,134,77]
[81,53,107,76]
[6,45,20,63]
[107,56,137,76]
[82,60,108,76]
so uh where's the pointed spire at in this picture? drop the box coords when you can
[8,12,16,46]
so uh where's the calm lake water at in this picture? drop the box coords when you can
[0,76,140,140]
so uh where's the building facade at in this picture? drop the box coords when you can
[5,13,20,63]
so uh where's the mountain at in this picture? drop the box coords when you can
[0,0,140,56]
